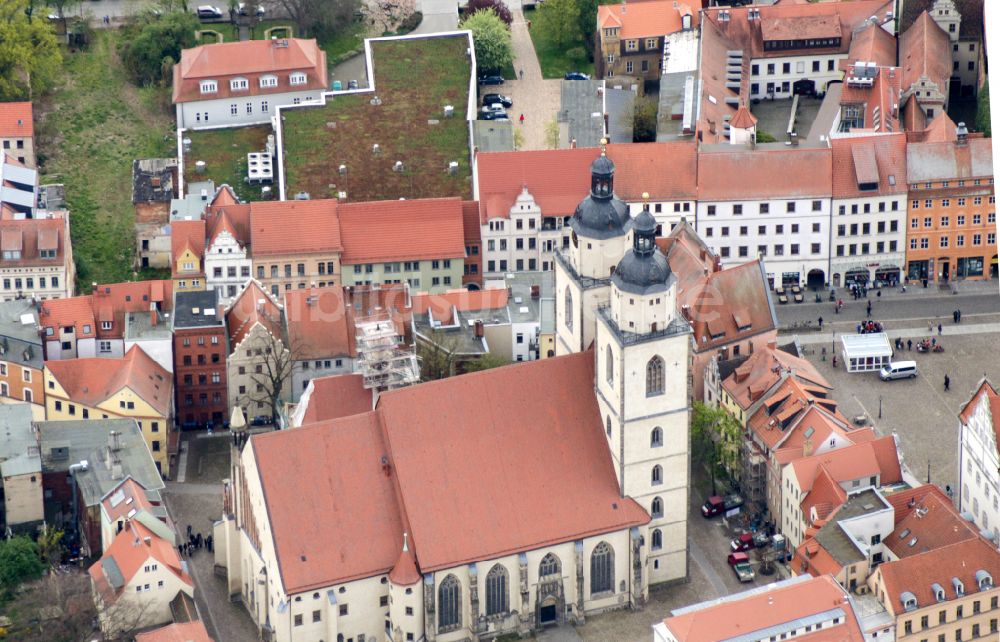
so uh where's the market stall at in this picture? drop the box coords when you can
[840,332,893,373]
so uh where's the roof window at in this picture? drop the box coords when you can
[199,80,218,94]
[976,570,993,591]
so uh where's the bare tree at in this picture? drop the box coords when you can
[237,329,299,423]
[273,0,359,38]
[417,330,461,380]
[4,571,96,641]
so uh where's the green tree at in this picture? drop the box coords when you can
[464,0,511,25]
[755,130,776,143]
[577,0,597,55]
[463,352,509,372]
[691,401,742,493]
[0,536,45,593]
[976,83,991,137]
[118,11,198,86]
[461,9,512,74]
[36,523,65,568]
[0,0,62,100]
[545,117,560,149]
[536,0,580,49]
[632,95,657,142]
[46,0,80,28]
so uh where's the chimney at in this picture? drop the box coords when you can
[474,320,484,338]
[530,284,540,299]
[956,122,968,146]
[150,308,158,327]
[143,536,152,546]
[680,304,691,320]
[570,139,577,149]
[803,438,814,458]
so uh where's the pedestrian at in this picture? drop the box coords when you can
[944,374,951,391]
[818,316,823,330]
[937,323,942,336]
[866,301,872,318]
[519,68,524,80]
[832,355,838,368]
[957,309,962,323]
[907,339,912,351]
[876,290,881,299]
[519,113,525,125]
[953,310,959,323]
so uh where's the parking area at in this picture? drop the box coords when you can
[800,331,1000,491]
[749,96,822,141]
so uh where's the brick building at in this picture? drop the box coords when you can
[172,289,227,429]
[905,123,995,283]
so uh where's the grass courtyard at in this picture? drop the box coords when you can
[182,126,273,202]
[525,7,594,79]
[281,34,474,202]
[35,30,175,289]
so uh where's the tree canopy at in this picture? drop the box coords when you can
[118,11,199,86]
[691,401,742,481]
[461,9,513,74]
[0,536,45,594]
[976,83,991,137]
[464,0,511,25]
[535,0,580,49]
[273,0,358,39]
[0,0,62,100]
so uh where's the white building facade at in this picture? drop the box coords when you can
[205,226,252,305]
[957,380,1000,543]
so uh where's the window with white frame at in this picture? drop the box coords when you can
[289,72,307,85]
[230,77,249,91]
[259,75,278,88]
[199,80,218,94]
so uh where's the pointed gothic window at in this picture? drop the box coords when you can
[652,529,663,550]
[485,564,508,616]
[438,574,461,629]
[606,345,614,384]
[539,553,561,578]
[606,416,612,437]
[650,427,663,448]
[646,356,665,396]
[651,496,663,518]
[564,288,573,331]
[652,465,663,485]
[590,542,614,595]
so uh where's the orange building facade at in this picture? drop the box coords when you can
[905,134,995,283]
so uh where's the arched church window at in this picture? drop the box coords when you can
[650,427,663,448]
[651,496,663,518]
[590,542,614,595]
[539,553,561,578]
[606,416,612,437]
[606,345,614,384]
[652,529,663,550]
[438,574,461,629]
[565,288,573,331]
[646,356,665,396]
[485,564,508,616]
[652,465,662,485]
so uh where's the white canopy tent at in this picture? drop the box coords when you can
[840,333,893,373]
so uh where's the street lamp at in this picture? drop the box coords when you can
[879,396,882,419]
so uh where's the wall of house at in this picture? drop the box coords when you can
[44,332,96,361]
[830,195,906,287]
[2,470,43,527]
[748,54,846,99]
[0,264,70,302]
[253,253,341,298]
[227,324,291,421]
[953,38,982,94]
[958,393,1000,543]
[173,326,228,428]
[290,357,352,403]
[341,258,464,294]
[0,361,43,405]
[100,558,193,637]
[177,89,325,130]
[136,225,173,270]
[0,135,34,167]
[173,247,205,292]
[696,197,831,287]
[205,231,252,305]
[905,181,996,283]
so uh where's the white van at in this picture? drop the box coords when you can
[880,360,918,381]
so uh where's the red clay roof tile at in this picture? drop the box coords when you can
[0,102,33,138]
[596,1,698,39]
[135,621,213,642]
[250,199,341,255]
[45,345,173,416]
[338,198,466,264]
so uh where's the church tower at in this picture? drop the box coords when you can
[553,149,631,355]
[594,203,691,585]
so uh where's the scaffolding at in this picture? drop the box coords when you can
[355,313,419,391]
[741,440,768,515]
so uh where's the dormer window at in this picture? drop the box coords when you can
[259,75,278,88]
[40,249,56,259]
[932,582,946,602]
[101,321,112,331]
[2,250,20,260]
[900,591,918,611]
[952,577,965,597]
[976,570,993,591]
[200,80,218,94]
[230,77,249,91]
[289,72,307,86]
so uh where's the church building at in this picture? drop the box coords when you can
[213,156,692,642]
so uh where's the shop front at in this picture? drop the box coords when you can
[781,271,800,287]
[874,265,901,286]
[956,256,985,279]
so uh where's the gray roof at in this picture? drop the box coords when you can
[0,403,37,462]
[472,120,514,152]
[132,159,178,204]
[102,557,125,589]
[173,290,223,329]
[504,271,554,325]
[656,72,694,141]
[38,419,163,507]
[170,180,215,221]
[612,251,674,295]
[814,488,890,566]
[125,311,174,341]
[539,297,555,334]
[560,80,605,148]
[0,300,43,370]
[604,87,635,144]
[907,139,993,182]
[1,451,40,478]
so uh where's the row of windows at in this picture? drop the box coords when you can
[716,243,822,259]
[0,383,32,403]
[911,178,993,189]
[835,241,899,256]
[838,221,899,236]
[911,213,996,228]
[212,266,251,278]
[705,223,821,237]
[908,233,995,249]
[912,196,995,208]
[199,73,308,94]
[183,392,223,406]
[180,353,221,366]
[0,364,30,382]
[706,201,823,216]
[751,59,837,76]
[182,373,222,385]
[181,336,220,347]
[838,201,900,215]
[2,276,58,290]
[351,260,450,274]
[488,258,542,272]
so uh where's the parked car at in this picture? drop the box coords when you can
[564,71,591,80]
[332,80,343,91]
[251,415,271,426]
[348,79,360,90]
[238,2,265,16]
[480,103,506,114]
[478,73,505,86]
[196,4,223,18]
[728,552,755,582]
[482,93,513,108]
[880,360,918,381]
[730,533,754,553]
[480,109,508,121]
[701,493,744,517]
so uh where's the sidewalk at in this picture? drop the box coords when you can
[792,320,1000,345]
[504,9,561,150]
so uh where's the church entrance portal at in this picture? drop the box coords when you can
[539,600,557,626]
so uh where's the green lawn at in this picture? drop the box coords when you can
[524,7,594,79]
[282,35,473,201]
[318,20,366,63]
[183,126,273,203]
[196,20,295,44]
[35,30,176,289]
